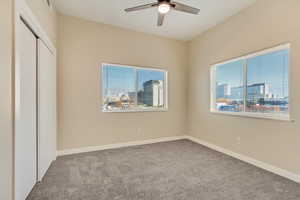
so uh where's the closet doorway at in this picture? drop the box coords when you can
[15,17,56,200]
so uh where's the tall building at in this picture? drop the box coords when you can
[143,80,164,107]
[216,83,231,99]
[231,86,243,101]
[247,83,270,102]
[217,83,272,103]
[137,90,144,104]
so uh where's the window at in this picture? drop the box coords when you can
[214,60,244,112]
[211,44,290,120]
[102,63,168,112]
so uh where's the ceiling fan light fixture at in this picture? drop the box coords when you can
[158,3,170,14]
[125,0,200,26]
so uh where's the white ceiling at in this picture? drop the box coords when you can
[53,0,256,41]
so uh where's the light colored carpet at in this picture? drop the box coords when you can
[27,140,300,200]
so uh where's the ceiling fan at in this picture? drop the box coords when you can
[124,0,200,26]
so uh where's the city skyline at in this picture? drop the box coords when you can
[103,65,165,96]
[216,82,288,100]
[216,49,289,97]
[102,65,166,110]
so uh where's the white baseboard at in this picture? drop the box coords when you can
[57,135,187,156]
[186,135,300,183]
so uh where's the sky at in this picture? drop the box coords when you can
[137,69,165,90]
[103,48,288,98]
[103,65,165,94]
[216,49,289,97]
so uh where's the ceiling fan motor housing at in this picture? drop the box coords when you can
[158,0,171,3]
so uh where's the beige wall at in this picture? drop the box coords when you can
[188,0,300,174]
[58,15,188,151]
[26,0,57,46]
[0,0,13,199]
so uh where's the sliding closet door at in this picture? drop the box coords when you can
[37,40,57,181]
[15,21,37,200]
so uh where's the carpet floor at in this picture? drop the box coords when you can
[27,140,300,200]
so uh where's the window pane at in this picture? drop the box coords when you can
[102,65,136,111]
[246,49,289,115]
[137,69,165,109]
[215,60,244,112]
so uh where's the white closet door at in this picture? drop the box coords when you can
[15,21,37,200]
[38,39,57,181]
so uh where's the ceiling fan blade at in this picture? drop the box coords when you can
[125,3,158,12]
[157,12,165,26]
[172,2,200,15]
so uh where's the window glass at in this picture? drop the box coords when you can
[246,49,289,114]
[211,45,290,120]
[137,69,165,109]
[102,65,136,111]
[215,60,244,112]
[102,64,167,112]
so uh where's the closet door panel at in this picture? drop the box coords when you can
[15,21,37,200]
[38,40,57,181]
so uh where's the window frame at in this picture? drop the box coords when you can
[101,63,168,113]
[210,44,291,121]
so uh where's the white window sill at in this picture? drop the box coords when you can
[103,108,168,113]
[210,111,293,122]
